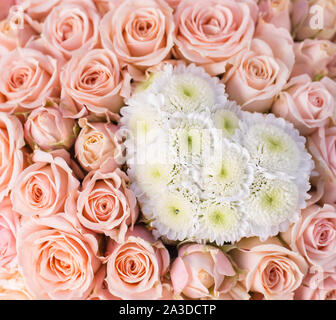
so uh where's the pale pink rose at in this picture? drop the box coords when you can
[24,101,76,152]
[0,48,59,112]
[281,204,336,272]
[105,226,170,300]
[42,0,100,60]
[170,243,249,300]
[258,0,292,31]
[291,0,336,40]
[327,54,336,80]
[88,265,121,300]
[77,168,138,242]
[0,113,25,202]
[291,39,336,79]
[272,74,335,135]
[16,0,62,21]
[173,0,258,76]
[0,0,16,21]
[75,118,122,172]
[17,214,101,299]
[11,149,80,217]
[231,237,308,300]
[307,126,336,204]
[0,197,20,269]
[224,21,294,112]
[0,267,33,300]
[60,48,129,118]
[100,0,175,69]
[0,18,20,51]
[295,270,336,300]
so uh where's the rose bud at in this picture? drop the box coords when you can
[24,101,76,152]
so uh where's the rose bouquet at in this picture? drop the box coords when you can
[0,0,336,301]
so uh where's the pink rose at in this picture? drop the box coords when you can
[11,149,80,217]
[17,214,101,299]
[170,244,238,299]
[77,168,138,242]
[231,237,308,300]
[0,197,20,269]
[307,126,336,204]
[0,48,59,112]
[16,0,61,21]
[295,270,336,300]
[291,39,336,79]
[60,48,129,118]
[258,0,292,31]
[0,0,15,21]
[173,0,258,76]
[291,0,336,41]
[75,118,123,172]
[24,101,76,152]
[0,267,33,300]
[42,0,100,60]
[224,21,294,112]
[281,204,336,272]
[272,75,335,135]
[105,226,170,300]
[100,0,175,69]
[0,18,20,51]
[0,113,25,202]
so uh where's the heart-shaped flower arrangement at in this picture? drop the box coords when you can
[120,64,314,245]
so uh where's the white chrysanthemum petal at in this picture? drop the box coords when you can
[201,139,254,201]
[152,63,227,114]
[145,188,198,241]
[240,113,314,182]
[197,201,249,245]
[212,100,244,139]
[243,172,301,240]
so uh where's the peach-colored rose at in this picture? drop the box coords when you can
[24,101,76,152]
[295,269,336,300]
[291,39,336,79]
[307,126,336,204]
[173,0,258,76]
[16,0,61,21]
[224,21,294,112]
[281,204,336,272]
[75,118,122,172]
[0,267,33,300]
[272,75,335,135]
[105,226,170,300]
[170,244,238,299]
[0,197,20,269]
[11,149,80,217]
[100,0,175,69]
[60,48,129,118]
[0,17,20,51]
[17,214,101,299]
[77,168,138,242]
[258,0,292,31]
[0,0,16,21]
[42,0,100,60]
[231,237,308,300]
[0,113,25,202]
[291,0,336,41]
[0,48,59,112]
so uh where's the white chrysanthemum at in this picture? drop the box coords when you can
[152,63,227,114]
[167,111,214,166]
[146,188,199,241]
[120,93,166,145]
[243,172,301,239]
[197,200,249,245]
[241,113,313,181]
[201,140,254,201]
[212,101,244,139]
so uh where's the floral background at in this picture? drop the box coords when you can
[0,0,335,300]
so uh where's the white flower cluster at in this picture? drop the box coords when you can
[120,64,314,245]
